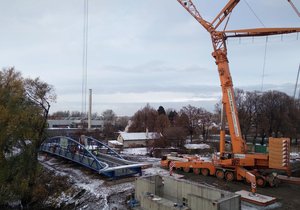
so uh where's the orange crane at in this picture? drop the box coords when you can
[161,0,300,194]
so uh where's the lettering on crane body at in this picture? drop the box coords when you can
[234,154,246,159]
[227,88,240,137]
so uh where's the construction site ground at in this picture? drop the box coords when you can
[123,147,300,210]
[171,161,300,210]
[38,148,300,210]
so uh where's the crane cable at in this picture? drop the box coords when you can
[294,64,300,100]
[244,0,267,92]
[244,0,265,27]
[81,0,89,117]
[261,37,268,92]
[287,0,300,17]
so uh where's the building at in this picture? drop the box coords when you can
[117,131,160,148]
[134,175,240,210]
[47,118,104,129]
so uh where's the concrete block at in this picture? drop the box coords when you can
[135,175,240,210]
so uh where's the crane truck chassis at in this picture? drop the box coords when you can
[161,143,285,190]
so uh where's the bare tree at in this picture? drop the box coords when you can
[164,127,186,148]
[233,90,299,144]
[198,108,213,141]
[102,109,116,124]
[178,105,201,143]
[102,109,117,139]
[245,91,261,143]
[115,116,130,132]
[155,114,170,134]
[129,104,158,132]
[49,111,70,119]
[71,111,83,117]
[167,109,178,126]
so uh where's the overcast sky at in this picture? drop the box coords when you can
[1,0,299,116]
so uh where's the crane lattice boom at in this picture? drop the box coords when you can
[177,0,300,154]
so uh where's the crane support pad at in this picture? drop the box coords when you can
[235,190,276,206]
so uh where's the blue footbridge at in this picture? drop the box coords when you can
[40,136,148,179]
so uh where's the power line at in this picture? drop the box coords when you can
[81,0,89,117]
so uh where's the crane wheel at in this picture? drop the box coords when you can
[193,168,200,175]
[225,171,234,181]
[256,176,266,187]
[201,168,209,176]
[267,174,280,187]
[216,170,225,179]
[183,167,191,173]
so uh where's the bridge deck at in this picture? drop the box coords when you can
[40,136,147,178]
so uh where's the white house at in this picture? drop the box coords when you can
[117,132,160,148]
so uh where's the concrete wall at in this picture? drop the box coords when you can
[163,177,222,201]
[135,175,240,210]
[140,195,189,210]
[163,176,240,210]
[218,196,241,210]
[188,194,216,210]
[135,175,164,202]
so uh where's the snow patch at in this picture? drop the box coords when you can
[290,152,300,161]
[184,143,210,150]
[121,147,148,155]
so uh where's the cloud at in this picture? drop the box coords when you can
[0,0,299,116]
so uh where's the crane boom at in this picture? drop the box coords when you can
[225,28,300,38]
[176,0,213,32]
[177,0,300,155]
[177,0,240,33]
[211,0,240,29]
[178,0,245,153]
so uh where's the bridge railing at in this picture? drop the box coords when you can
[84,136,124,159]
[40,136,109,172]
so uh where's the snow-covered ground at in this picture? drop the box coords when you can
[121,147,148,156]
[290,152,300,161]
[38,148,167,210]
[39,155,136,210]
[184,143,210,150]
[39,147,300,210]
